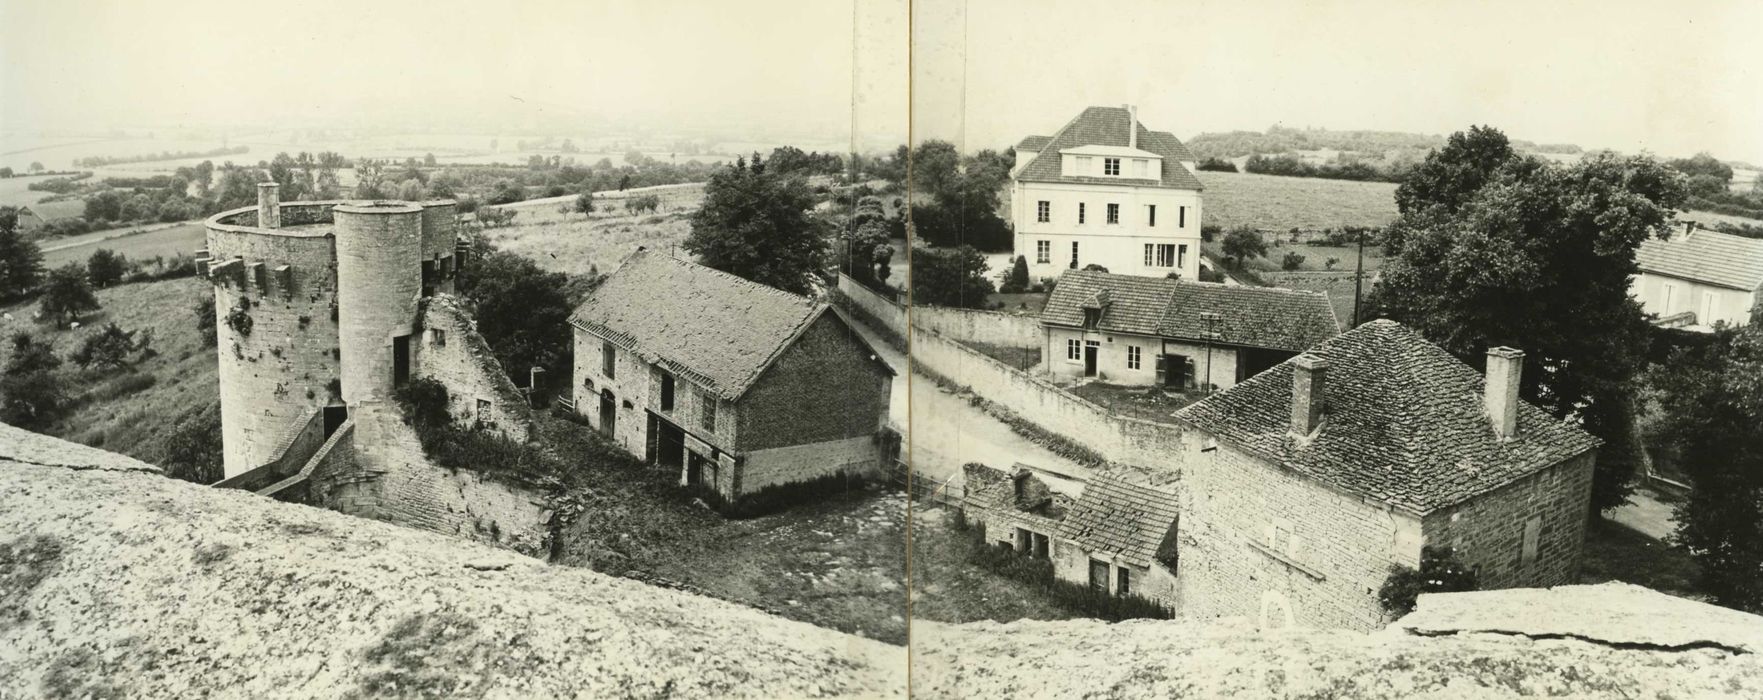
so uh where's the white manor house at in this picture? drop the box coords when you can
[1011,105,1205,281]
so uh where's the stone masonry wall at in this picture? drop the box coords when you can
[735,313,892,453]
[741,435,881,493]
[207,225,341,478]
[416,296,534,442]
[572,326,736,463]
[913,306,1042,348]
[1178,436,1425,632]
[334,203,423,405]
[1422,452,1596,591]
[1051,543,1179,607]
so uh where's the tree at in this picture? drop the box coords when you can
[353,159,387,199]
[0,167,13,178]
[1371,130,1688,514]
[685,159,829,296]
[70,323,153,370]
[911,245,994,309]
[1648,312,1763,612]
[157,404,223,484]
[28,162,44,173]
[423,152,438,167]
[455,248,581,388]
[0,333,64,428]
[1668,152,1733,183]
[1000,255,1030,294]
[1393,125,1515,217]
[1378,546,1478,618]
[1280,251,1306,271]
[40,264,101,328]
[1220,227,1267,266]
[910,140,962,197]
[87,249,128,288]
[574,192,596,216]
[0,209,44,299]
[838,218,893,291]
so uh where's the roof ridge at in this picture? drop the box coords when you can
[641,249,818,308]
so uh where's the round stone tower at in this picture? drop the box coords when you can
[205,184,344,478]
[333,201,425,406]
[419,200,458,295]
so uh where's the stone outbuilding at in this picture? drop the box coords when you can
[1053,470,1181,604]
[1172,319,1601,631]
[962,462,1071,558]
[569,249,895,502]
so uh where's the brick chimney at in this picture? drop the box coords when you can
[1485,347,1524,440]
[1125,104,1138,149]
[257,182,281,229]
[1290,353,1327,437]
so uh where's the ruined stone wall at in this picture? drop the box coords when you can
[206,207,341,478]
[334,202,423,405]
[415,296,533,442]
[1422,451,1595,590]
[1178,436,1424,632]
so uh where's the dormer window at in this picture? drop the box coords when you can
[1076,156,1093,173]
[1082,308,1101,328]
[1103,158,1121,176]
[1134,159,1149,177]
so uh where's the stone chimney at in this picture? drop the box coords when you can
[1485,347,1524,440]
[1125,104,1139,149]
[257,182,280,229]
[1290,354,1327,437]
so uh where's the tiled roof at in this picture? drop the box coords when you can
[1174,320,1602,514]
[1041,269,1340,352]
[1015,106,1204,191]
[1056,471,1179,569]
[962,463,1070,524]
[1635,227,1763,291]
[569,249,825,400]
[1017,135,1053,151]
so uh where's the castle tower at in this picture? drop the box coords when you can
[205,186,343,478]
[419,200,459,295]
[333,202,425,405]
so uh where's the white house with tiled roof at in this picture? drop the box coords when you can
[1171,320,1601,631]
[1011,105,1204,281]
[569,250,895,503]
[1632,222,1763,330]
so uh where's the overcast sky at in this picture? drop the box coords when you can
[3,0,1759,161]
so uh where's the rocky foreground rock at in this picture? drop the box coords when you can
[5,422,1762,699]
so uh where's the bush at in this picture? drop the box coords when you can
[86,249,127,288]
[1201,224,1221,242]
[224,296,253,337]
[1280,251,1306,271]
[1196,157,1238,173]
[70,323,153,370]
[1198,267,1226,283]
[395,378,561,490]
[1000,255,1031,294]
[157,404,224,484]
[1378,545,1477,618]
[194,296,217,347]
[475,206,518,228]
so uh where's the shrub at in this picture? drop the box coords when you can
[1378,545,1477,618]
[70,323,153,370]
[1280,251,1306,271]
[86,249,127,288]
[158,404,223,484]
[1201,224,1221,242]
[1000,255,1030,294]
[1196,157,1238,173]
[475,206,517,228]
[1325,257,1339,270]
[224,296,253,336]
[194,296,217,347]
[1198,267,1226,283]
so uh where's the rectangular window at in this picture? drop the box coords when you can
[1106,204,1119,224]
[430,329,446,347]
[1127,346,1142,370]
[1148,204,1156,227]
[659,372,675,411]
[1522,516,1542,565]
[1067,338,1081,361]
[1089,559,1110,591]
[1070,241,1080,269]
[602,340,617,379]
[1179,206,1187,228]
[1144,244,1154,267]
[1078,202,1086,224]
[1117,567,1132,595]
[701,390,717,432]
[1153,244,1176,267]
[1178,244,1188,270]
[1103,158,1120,176]
[1133,159,1148,177]
[476,398,491,423]
[1036,240,1051,264]
[1076,155,1093,173]
[1036,200,1050,223]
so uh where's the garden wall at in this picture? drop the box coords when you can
[833,274,906,349]
[912,306,1041,349]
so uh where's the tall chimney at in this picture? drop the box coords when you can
[257,182,281,229]
[1485,347,1524,440]
[1126,104,1139,149]
[1290,353,1327,437]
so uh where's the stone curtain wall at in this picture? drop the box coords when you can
[416,297,535,442]
[1177,438,1423,632]
[1421,452,1596,591]
[913,306,1042,349]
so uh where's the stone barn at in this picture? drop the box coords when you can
[569,249,895,502]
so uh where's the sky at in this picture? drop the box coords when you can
[2,0,1759,162]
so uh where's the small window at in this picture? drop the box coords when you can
[1067,338,1082,361]
[1117,566,1132,595]
[1078,202,1086,224]
[1036,200,1050,223]
[1082,308,1101,328]
[1036,240,1051,264]
[1103,158,1120,176]
[701,390,717,432]
[659,372,675,411]
[430,329,446,347]
[1522,516,1542,565]
[1148,204,1157,227]
[1076,155,1093,173]
[1133,159,1148,177]
[1070,241,1080,269]
[602,340,617,379]
[476,399,491,423]
[1178,244,1188,270]
[1106,204,1119,224]
[1179,206,1187,228]
[1127,346,1142,370]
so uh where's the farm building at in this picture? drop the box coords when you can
[1011,105,1205,280]
[1040,268,1339,390]
[1172,320,1601,631]
[569,249,895,503]
[1052,470,1181,604]
[962,462,1071,558]
[1632,222,1763,330]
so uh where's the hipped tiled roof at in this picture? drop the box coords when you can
[1041,269,1340,352]
[1174,320,1602,514]
[1014,106,1204,191]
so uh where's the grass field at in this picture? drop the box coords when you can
[0,276,218,466]
[481,186,704,278]
[40,222,207,269]
[1200,171,1399,231]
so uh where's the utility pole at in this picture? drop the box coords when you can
[1351,229,1366,327]
[1200,311,1223,394]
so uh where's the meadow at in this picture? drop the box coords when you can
[1199,170,1400,231]
[481,184,706,278]
[39,222,207,269]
